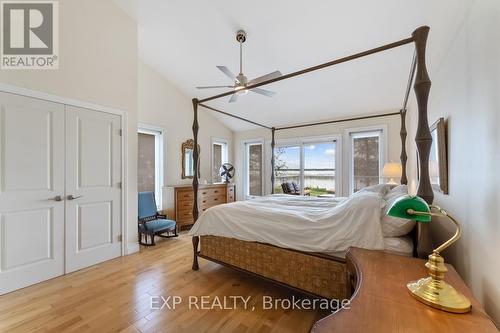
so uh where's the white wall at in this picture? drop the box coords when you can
[407,0,500,324]
[0,0,139,250]
[234,114,402,200]
[137,61,234,206]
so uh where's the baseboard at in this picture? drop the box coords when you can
[127,242,140,255]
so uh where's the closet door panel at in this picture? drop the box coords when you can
[65,106,122,273]
[0,92,65,294]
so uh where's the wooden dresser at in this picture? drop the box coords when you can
[311,247,498,333]
[163,183,235,229]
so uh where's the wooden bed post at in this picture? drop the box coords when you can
[400,109,408,185]
[192,98,200,270]
[192,236,199,270]
[412,26,433,204]
[192,98,200,220]
[271,127,276,194]
[413,26,434,257]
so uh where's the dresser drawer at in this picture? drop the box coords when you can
[177,208,194,220]
[200,194,225,206]
[200,204,216,213]
[199,187,225,197]
[227,186,235,202]
[177,199,193,210]
[177,191,194,201]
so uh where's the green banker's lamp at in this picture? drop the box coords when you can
[387,195,472,313]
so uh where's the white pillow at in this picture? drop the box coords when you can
[356,184,391,197]
[384,185,408,201]
[380,185,416,237]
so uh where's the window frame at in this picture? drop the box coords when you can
[275,134,342,196]
[138,123,166,210]
[243,138,265,199]
[211,137,229,183]
[345,125,387,194]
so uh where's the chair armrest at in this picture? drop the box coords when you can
[138,216,157,231]
[138,218,149,231]
[157,213,167,219]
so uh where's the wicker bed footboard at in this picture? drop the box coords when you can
[194,235,348,300]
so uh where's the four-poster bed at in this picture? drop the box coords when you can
[190,26,434,299]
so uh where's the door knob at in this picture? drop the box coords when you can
[67,195,83,200]
[49,195,63,202]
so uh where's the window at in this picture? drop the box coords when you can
[274,138,338,197]
[211,138,228,183]
[348,129,385,193]
[138,125,164,209]
[304,142,337,196]
[274,145,301,193]
[244,140,264,197]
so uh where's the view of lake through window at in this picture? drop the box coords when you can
[274,142,336,196]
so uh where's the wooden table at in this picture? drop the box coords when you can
[311,247,498,333]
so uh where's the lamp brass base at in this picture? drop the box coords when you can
[407,252,471,314]
[407,277,471,313]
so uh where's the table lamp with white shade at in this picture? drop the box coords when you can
[382,162,402,185]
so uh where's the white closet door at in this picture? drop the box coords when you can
[65,106,122,273]
[0,92,65,294]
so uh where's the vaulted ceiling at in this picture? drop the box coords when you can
[115,0,469,131]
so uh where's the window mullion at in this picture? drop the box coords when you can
[300,144,305,195]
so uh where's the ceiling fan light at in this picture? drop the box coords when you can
[197,30,280,104]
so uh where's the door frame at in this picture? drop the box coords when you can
[242,138,265,199]
[344,124,388,195]
[0,83,129,256]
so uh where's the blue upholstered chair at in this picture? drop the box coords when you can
[138,191,177,246]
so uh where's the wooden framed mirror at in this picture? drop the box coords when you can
[182,139,200,179]
[429,118,448,194]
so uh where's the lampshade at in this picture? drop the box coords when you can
[382,162,402,178]
[387,195,431,222]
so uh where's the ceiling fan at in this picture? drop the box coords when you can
[196,30,282,103]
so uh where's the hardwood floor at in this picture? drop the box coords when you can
[0,233,326,333]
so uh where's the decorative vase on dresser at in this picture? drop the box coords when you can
[163,183,235,229]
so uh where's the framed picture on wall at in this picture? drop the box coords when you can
[417,118,449,194]
[429,118,448,194]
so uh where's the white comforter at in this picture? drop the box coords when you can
[189,192,386,253]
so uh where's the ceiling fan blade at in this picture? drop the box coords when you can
[196,85,234,89]
[217,66,238,82]
[250,87,276,97]
[248,70,282,85]
[228,94,238,103]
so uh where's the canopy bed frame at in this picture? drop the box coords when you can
[190,26,434,300]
